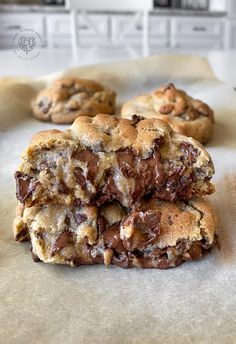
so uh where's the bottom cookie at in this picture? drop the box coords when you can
[13,198,218,269]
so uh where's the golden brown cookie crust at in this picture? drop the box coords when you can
[31,77,116,124]
[121,83,214,144]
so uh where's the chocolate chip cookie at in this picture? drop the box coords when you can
[121,83,214,144]
[15,114,215,208]
[13,198,218,269]
[31,77,116,124]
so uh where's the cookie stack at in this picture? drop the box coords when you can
[14,114,217,269]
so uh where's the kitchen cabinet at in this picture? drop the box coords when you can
[225,20,236,48]
[0,13,46,49]
[171,17,225,49]
[111,15,170,48]
[46,13,109,48]
[0,11,227,51]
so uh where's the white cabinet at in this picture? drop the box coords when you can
[46,13,109,48]
[171,17,225,49]
[0,12,227,51]
[0,13,45,49]
[111,15,170,48]
[226,20,236,48]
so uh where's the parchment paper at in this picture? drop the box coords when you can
[0,55,236,344]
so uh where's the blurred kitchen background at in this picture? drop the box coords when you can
[1,0,235,50]
[0,0,235,81]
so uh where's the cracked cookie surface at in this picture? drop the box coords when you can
[13,198,217,269]
[15,114,215,208]
[121,83,214,144]
[31,77,116,124]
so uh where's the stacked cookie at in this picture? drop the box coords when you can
[14,114,217,269]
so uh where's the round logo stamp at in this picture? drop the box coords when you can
[12,29,44,60]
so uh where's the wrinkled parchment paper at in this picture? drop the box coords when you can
[0,55,236,344]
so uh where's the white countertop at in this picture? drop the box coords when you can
[0,48,235,86]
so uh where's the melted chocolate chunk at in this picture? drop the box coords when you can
[51,231,74,256]
[116,149,136,178]
[15,171,38,204]
[74,167,87,190]
[122,210,161,251]
[155,174,195,201]
[188,243,203,260]
[111,254,132,268]
[131,114,144,126]
[103,223,126,254]
[139,150,164,187]
[91,254,104,264]
[74,212,87,226]
[97,170,123,206]
[97,215,107,233]
[73,149,99,182]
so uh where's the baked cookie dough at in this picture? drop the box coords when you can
[31,77,116,124]
[15,114,215,208]
[121,83,214,144]
[13,198,218,269]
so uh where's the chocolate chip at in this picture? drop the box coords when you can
[97,215,107,233]
[73,149,99,182]
[132,149,165,203]
[98,170,123,205]
[111,254,131,268]
[74,167,87,190]
[188,243,203,260]
[122,209,161,251]
[131,114,144,126]
[103,223,126,254]
[38,99,52,114]
[116,149,136,178]
[15,171,38,204]
[139,150,164,187]
[51,231,74,256]
[180,142,198,164]
[74,212,87,226]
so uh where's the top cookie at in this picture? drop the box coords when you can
[121,83,214,144]
[15,114,215,208]
[31,77,116,124]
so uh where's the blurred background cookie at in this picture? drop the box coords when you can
[121,83,214,144]
[31,77,116,124]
